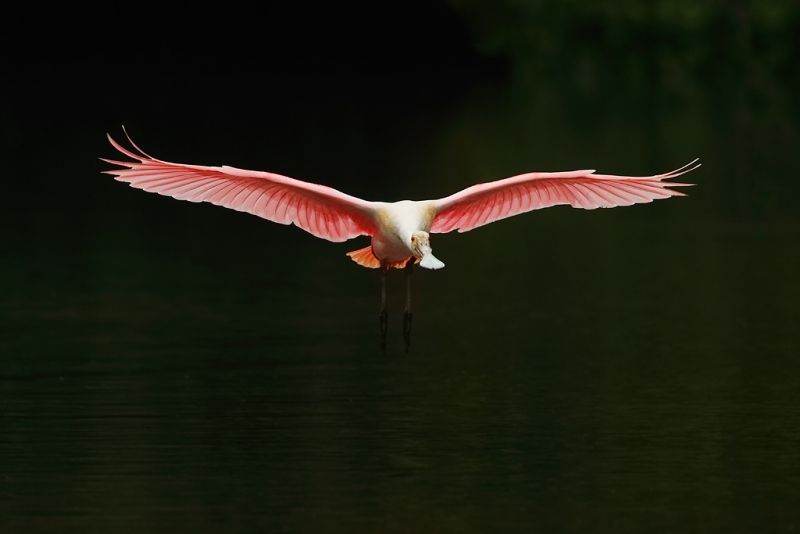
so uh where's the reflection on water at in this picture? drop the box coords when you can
[2,54,800,534]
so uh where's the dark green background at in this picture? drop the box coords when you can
[2,1,799,532]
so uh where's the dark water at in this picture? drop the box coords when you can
[3,45,800,534]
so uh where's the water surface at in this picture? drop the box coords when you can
[2,58,800,533]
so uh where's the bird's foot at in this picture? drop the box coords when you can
[403,310,412,352]
[379,310,388,353]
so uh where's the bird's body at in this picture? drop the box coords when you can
[364,201,439,268]
[103,130,698,350]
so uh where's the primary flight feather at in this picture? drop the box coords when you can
[103,130,698,350]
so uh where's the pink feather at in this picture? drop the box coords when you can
[431,161,698,233]
[102,132,377,243]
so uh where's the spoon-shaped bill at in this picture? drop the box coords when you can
[420,253,445,270]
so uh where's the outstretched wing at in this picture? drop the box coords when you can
[102,131,378,242]
[430,161,698,234]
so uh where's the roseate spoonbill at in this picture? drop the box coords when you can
[103,130,698,351]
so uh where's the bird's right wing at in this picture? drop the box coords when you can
[430,161,698,234]
[103,132,378,242]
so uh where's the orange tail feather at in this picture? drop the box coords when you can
[346,246,416,269]
[346,246,382,269]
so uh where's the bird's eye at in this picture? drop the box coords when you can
[411,236,416,242]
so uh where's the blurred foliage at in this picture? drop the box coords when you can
[441,0,800,217]
[447,0,800,91]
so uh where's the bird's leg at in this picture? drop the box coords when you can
[379,265,388,353]
[403,257,414,352]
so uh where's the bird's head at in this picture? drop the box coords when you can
[410,231,445,270]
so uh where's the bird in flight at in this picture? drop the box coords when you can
[103,130,698,352]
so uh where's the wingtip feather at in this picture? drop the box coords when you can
[122,126,155,159]
[106,131,146,162]
[662,159,701,180]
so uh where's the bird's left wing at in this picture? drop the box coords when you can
[103,132,378,242]
[430,161,698,234]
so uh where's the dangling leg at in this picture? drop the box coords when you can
[403,257,414,352]
[379,265,388,353]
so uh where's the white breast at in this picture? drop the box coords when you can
[370,200,435,262]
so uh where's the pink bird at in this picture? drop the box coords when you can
[103,130,698,351]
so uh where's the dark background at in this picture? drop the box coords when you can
[2,1,799,532]
[2,0,798,208]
